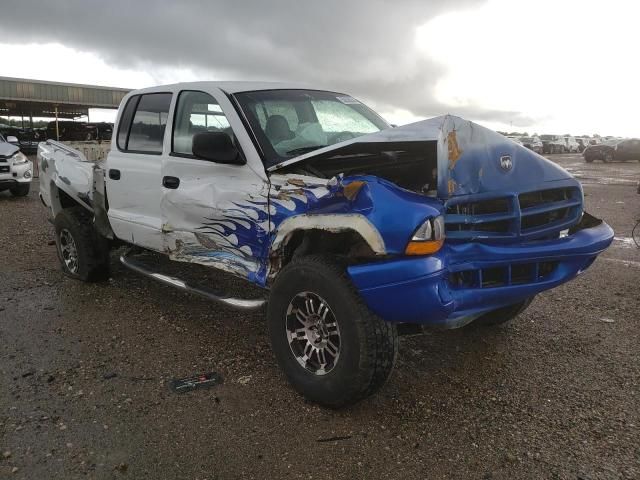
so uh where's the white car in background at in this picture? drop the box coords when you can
[507,136,524,145]
[563,136,580,153]
[0,133,33,197]
[520,136,543,154]
[576,137,591,152]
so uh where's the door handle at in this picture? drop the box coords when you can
[163,176,180,189]
[109,169,121,180]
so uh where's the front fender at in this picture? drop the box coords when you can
[267,173,443,259]
[270,213,387,255]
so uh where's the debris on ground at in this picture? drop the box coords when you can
[169,372,223,393]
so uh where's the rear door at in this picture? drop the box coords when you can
[106,92,172,250]
[160,89,271,284]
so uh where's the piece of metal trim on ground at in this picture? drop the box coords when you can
[169,372,223,394]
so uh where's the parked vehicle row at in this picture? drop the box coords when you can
[45,121,113,142]
[0,126,47,153]
[0,121,113,153]
[505,132,632,156]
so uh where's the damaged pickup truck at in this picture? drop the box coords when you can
[38,82,613,407]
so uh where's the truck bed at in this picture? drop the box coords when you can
[38,140,110,212]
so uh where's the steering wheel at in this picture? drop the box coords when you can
[334,131,356,144]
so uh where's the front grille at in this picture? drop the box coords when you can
[450,261,558,289]
[445,186,581,241]
[521,208,569,230]
[0,165,10,173]
[518,188,578,234]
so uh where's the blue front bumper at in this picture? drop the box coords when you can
[347,214,613,327]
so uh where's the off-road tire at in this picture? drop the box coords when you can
[54,206,110,282]
[473,297,534,326]
[9,183,30,197]
[268,255,398,408]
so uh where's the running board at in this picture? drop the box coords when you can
[119,253,266,311]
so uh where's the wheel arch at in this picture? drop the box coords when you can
[267,214,386,281]
[49,181,90,218]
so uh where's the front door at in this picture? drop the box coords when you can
[160,89,271,284]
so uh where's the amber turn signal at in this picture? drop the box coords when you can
[405,239,444,256]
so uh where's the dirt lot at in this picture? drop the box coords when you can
[1,154,639,479]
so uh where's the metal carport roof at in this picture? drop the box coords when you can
[0,76,131,119]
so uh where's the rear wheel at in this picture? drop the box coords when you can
[9,183,30,197]
[473,297,534,326]
[54,207,110,282]
[268,255,398,408]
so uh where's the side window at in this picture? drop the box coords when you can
[116,95,139,150]
[125,93,172,154]
[172,90,233,156]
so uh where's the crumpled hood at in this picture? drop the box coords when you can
[270,115,573,199]
[0,142,19,158]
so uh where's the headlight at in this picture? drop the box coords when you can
[11,152,29,165]
[405,215,445,255]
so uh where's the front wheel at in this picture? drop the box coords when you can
[268,256,398,408]
[472,297,534,326]
[9,183,30,197]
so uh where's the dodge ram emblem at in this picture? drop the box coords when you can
[500,155,513,171]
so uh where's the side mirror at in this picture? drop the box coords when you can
[6,136,19,144]
[192,131,244,165]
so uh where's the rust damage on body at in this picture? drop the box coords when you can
[447,130,463,169]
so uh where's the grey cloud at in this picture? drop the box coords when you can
[0,0,530,124]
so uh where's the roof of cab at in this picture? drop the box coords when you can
[128,81,325,96]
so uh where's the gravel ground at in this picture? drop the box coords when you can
[1,154,639,479]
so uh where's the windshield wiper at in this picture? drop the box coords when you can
[285,145,326,156]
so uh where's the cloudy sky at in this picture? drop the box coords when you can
[0,0,637,136]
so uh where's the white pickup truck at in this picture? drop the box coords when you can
[38,81,613,407]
